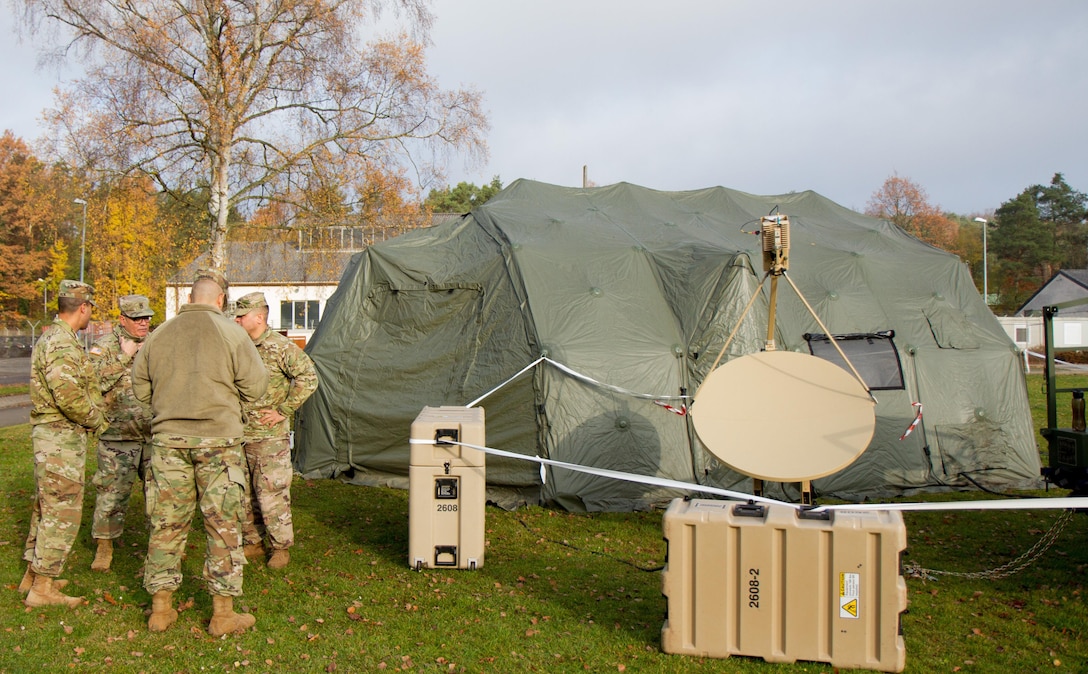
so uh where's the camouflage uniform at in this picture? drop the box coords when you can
[132,292,267,598]
[24,283,107,578]
[234,294,318,552]
[88,300,154,542]
[144,434,248,595]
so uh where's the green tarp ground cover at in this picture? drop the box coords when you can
[295,180,1039,511]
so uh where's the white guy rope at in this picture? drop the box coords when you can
[409,438,1088,513]
[408,438,789,507]
[466,356,691,408]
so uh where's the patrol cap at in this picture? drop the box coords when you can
[57,280,97,307]
[194,268,228,293]
[232,291,269,317]
[118,294,154,318]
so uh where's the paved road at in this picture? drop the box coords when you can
[0,357,30,427]
[0,357,29,386]
[0,398,28,427]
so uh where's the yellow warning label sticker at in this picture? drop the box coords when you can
[839,572,860,619]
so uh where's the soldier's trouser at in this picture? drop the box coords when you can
[91,439,148,540]
[24,424,88,577]
[242,436,294,550]
[143,439,248,596]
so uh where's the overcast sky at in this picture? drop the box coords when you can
[3,1,1086,216]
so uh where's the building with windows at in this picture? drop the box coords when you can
[989,269,1088,364]
[165,235,358,347]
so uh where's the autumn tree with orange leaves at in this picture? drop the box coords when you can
[17,0,489,276]
[0,131,82,322]
[865,174,961,252]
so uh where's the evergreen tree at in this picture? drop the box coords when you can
[425,177,503,213]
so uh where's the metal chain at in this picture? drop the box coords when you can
[904,509,1075,581]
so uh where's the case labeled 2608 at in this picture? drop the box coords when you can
[661,498,907,672]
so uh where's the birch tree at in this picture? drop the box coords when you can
[17,0,488,272]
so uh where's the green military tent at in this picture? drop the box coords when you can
[294,179,1040,510]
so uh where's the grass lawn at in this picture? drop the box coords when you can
[0,372,1083,672]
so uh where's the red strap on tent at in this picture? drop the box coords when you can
[654,400,688,416]
[899,402,923,440]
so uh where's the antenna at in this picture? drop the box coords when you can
[692,212,876,505]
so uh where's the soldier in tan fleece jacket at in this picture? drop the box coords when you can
[131,271,268,636]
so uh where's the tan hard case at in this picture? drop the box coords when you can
[408,406,486,570]
[661,497,907,672]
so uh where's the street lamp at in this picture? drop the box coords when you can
[973,217,989,305]
[73,198,87,282]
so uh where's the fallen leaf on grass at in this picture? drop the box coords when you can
[103,592,117,605]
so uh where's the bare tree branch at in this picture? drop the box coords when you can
[18,0,488,270]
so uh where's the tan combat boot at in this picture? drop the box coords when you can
[267,549,290,570]
[91,538,113,572]
[18,565,68,594]
[207,595,255,636]
[17,564,33,593]
[243,542,265,562]
[147,590,178,632]
[24,574,83,608]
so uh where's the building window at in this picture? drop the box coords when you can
[1014,325,1028,344]
[1064,322,1083,346]
[281,300,321,330]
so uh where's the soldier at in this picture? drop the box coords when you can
[21,280,108,608]
[232,292,318,570]
[132,272,268,635]
[87,295,154,572]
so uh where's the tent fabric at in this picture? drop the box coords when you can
[294,180,1040,511]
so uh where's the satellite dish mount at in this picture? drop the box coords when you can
[695,214,876,506]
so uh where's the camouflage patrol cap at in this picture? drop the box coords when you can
[232,291,269,317]
[194,268,229,292]
[57,279,97,307]
[118,294,154,318]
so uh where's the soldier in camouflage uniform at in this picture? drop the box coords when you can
[232,292,318,570]
[87,295,155,572]
[132,272,268,635]
[21,280,108,608]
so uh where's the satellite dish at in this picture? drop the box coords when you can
[691,350,875,482]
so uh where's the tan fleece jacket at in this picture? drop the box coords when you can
[132,303,269,440]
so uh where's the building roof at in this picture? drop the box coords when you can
[170,240,356,286]
[169,218,462,287]
[1015,269,1088,316]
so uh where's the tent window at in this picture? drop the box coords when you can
[803,330,905,390]
[281,300,321,330]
